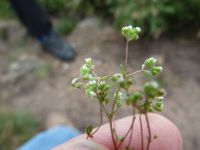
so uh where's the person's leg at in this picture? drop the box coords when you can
[9,0,51,38]
[9,0,76,61]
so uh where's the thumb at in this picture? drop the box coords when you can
[53,139,109,150]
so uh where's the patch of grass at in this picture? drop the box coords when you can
[54,18,77,35]
[0,110,39,150]
[0,0,14,19]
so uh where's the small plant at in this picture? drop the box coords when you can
[72,25,164,150]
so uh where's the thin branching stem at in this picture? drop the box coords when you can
[110,88,120,143]
[124,40,129,70]
[126,69,149,77]
[89,106,103,137]
[139,114,144,150]
[127,70,143,76]
[126,108,136,150]
[101,104,109,118]
[109,116,118,150]
[145,113,151,150]
[118,111,136,149]
[112,88,120,113]
[91,70,99,78]
[100,102,118,149]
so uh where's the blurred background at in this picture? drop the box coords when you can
[0,0,200,150]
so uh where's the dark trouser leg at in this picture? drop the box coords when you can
[9,0,76,61]
[9,0,52,38]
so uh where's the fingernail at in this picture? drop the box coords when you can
[61,140,109,150]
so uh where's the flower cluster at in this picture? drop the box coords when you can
[72,56,164,112]
[72,58,110,103]
[142,57,163,76]
[122,25,141,41]
[143,81,164,112]
[80,58,94,80]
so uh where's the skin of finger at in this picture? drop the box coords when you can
[54,113,183,150]
[53,140,108,150]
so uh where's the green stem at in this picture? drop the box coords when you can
[89,106,103,137]
[126,69,149,77]
[118,111,136,149]
[126,108,136,150]
[145,113,151,150]
[124,40,129,70]
[139,115,144,150]
[112,88,120,112]
[109,116,118,150]
[92,70,99,78]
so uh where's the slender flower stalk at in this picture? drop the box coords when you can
[124,40,129,69]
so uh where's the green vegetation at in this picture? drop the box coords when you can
[0,110,39,150]
[54,18,77,35]
[0,0,14,19]
[1,0,200,36]
[39,0,200,37]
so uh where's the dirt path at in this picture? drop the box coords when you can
[0,18,200,150]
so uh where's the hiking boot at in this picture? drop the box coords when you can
[38,31,76,61]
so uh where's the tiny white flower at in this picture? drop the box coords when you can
[122,25,132,31]
[89,80,96,85]
[118,92,123,98]
[157,96,164,101]
[127,25,133,29]
[90,91,97,97]
[122,26,126,30]
[82,65,88,70]
[149,57,157,63]
[135,27,141,33]
[88,74,93,79]
[99,81,106,85]
[85,58,91,63]
[142,64,145,70]
[113,73,124,82]
[159,66,163,72]
[71,78,78,85]
[150,81,159,88]
[118,74,124,82]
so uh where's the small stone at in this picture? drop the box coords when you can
[62,63,70,72]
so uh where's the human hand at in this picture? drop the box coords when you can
[53,113,183,150]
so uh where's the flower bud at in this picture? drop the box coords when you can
[71,78,79,85]
[153,98,163,112]
[157,96,164,101]
[122,25,141,41]
[80,65,93,80]
[135,27,141,33]
[151,66,163,76]
[85,89,96,98]
[143,57,157,70]
[126,92,142,105]
[144,81,159,97]
[85,58,94,69]
[89,80,97,85]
